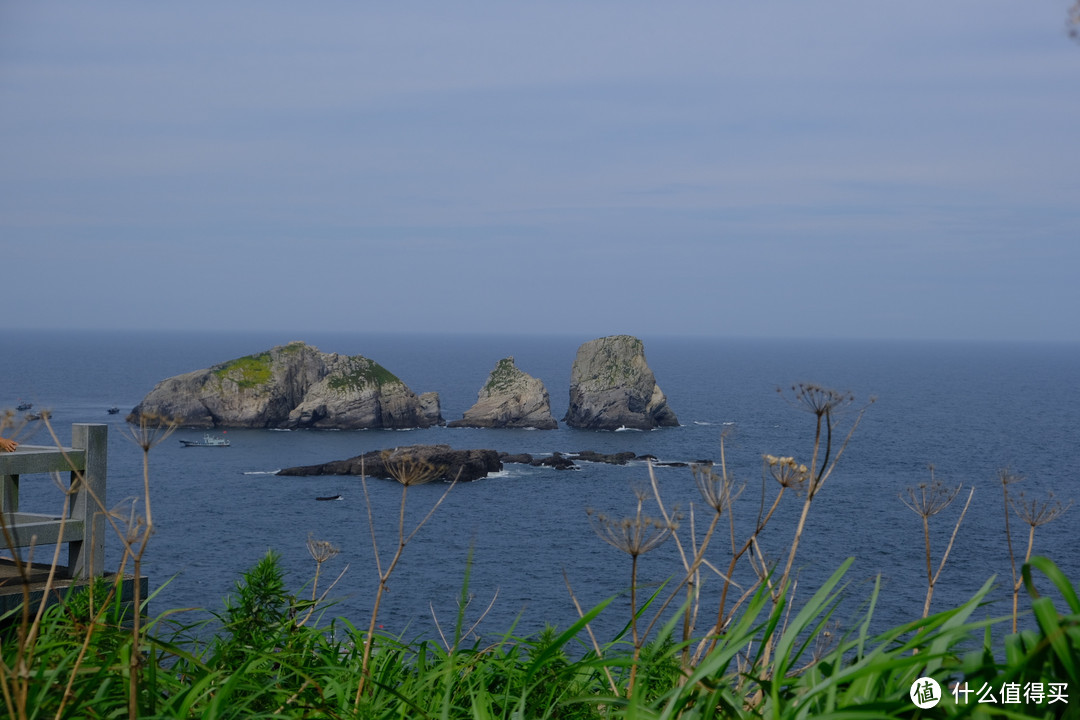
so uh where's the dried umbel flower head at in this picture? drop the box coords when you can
[763,454,810,489]
[999,467,1024,488]
[124,412,178,451]
[900,476,962,519]
[381,451,444,487]
[108,496,149,544]
[1012,491,1072,528]
[307,534,341,564]
[691,463,737,513]
[586,508,679,559]
[779,383,855,418]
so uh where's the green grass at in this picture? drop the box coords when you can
[212,351,274,389]
[483,358,521,394]
[4,554,1077,719]
[326,356,402,392]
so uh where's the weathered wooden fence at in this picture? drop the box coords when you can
[0,424,107,580]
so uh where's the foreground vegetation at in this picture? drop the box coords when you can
[3,552,1077,719]
[1,388,1076,718]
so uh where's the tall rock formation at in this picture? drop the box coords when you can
[448,357,557,429]
[128,342,443,429]
[563,335,679,430]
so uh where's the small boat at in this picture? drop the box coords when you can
[16,402,32,411]
[107,407,120,415]
[180,433,230,448]
[316,494,343,501]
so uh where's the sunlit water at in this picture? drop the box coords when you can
[3,330,1078,643]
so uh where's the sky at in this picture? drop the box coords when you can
[2,2,1078,342]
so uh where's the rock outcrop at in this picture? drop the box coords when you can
[447,357,557,429]
[128,342,443,429]
[563,335,679,430]
[278,444,501,482]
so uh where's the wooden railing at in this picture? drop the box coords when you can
[0,424,107,580]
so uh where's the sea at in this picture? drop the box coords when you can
[2,330,1078,645]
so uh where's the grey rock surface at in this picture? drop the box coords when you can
[278,444,501,482]
[128,341,443,429]
[563,335,679,430]
[448,357,557,429]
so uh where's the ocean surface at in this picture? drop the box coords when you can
[2,330,1078,643]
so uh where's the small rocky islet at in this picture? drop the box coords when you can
[277,445,693,482]
[128,334,685,481]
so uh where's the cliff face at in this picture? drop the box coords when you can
[128,342,443,429]
[448,357,558,429]
[563,335,679,430]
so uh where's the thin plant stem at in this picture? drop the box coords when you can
[355,459,458,705]
[922,487,974,618]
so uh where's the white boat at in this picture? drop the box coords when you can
[180,433,230,447]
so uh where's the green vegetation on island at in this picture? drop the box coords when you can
[482,357,522,394]
[327,357,402,392]
[212,351,275,389]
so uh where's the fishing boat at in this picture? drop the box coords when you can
[179,433,230,448]
[16,402,32,411]
[107,406,120,415]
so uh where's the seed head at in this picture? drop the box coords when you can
[779,383,855,418]
[691,463,737,513]
[381,450,444,487]
[900,474,962,519]
[124,412,178,451]
[586,507,679,558]
[763,454,810,489]
[1012,491,1072,528]
[998,467,1024,488]
[307,533,341,564]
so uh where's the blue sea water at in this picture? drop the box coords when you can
[2,330,1078,643]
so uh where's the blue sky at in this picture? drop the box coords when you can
[2,2,1078,341]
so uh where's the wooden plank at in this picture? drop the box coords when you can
[0,561,147,619]
[0,448,86,475]
[4,519,85,548]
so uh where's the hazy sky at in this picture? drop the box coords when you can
[2,2,1078,341]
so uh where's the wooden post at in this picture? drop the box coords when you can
[0,465,16,515]
[68,424,107,579]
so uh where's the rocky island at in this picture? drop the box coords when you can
[563,335,679,430]
[278,444,501,482]
[278,444,694,481]
[128,342,443,430]
[448,357,557,429]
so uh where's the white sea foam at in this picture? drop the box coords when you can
[243,470,281,476]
